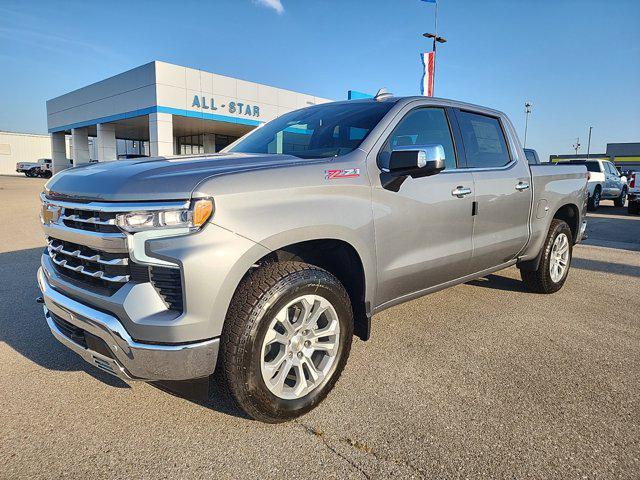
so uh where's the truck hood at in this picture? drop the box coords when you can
[45,153,307,202]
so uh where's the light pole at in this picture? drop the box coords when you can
[422,1,446,96]
[523,102,532,148]
[573,137,581,155]
[586,126,593,159]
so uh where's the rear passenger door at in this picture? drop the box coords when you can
[454,109,532,273]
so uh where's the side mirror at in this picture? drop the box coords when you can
[381,144,446,191]
[389,144,446,177]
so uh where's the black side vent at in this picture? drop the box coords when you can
[150,267,184,312]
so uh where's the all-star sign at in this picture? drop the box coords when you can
[191,95,260,117]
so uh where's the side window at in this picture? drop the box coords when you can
[457,111,511,168]
[378,108,457,170]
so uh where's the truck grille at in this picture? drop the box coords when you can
[43,197,184,310]
[47,238,139,293]
[60,208,121,233]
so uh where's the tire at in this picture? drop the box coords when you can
[614,187,627,207]
[520,219,573,294]
[587,187,601,211]
[629,201,639,215]
[217,261,353,423]
[24,171,34,178]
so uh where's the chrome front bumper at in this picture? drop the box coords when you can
[37,267,219,381]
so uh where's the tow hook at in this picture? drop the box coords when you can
[36,296,44,304]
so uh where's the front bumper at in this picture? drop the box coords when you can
[37,267,219,381]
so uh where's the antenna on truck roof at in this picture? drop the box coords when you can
[374,88,393,101]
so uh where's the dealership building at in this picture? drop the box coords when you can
[43,60,332,173]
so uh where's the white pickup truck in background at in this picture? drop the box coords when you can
[556,159,627,211]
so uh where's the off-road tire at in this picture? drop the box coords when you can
[614,187,627,207]
[587,187,601,211]
[520,219,573,294]
[217,261,353,423]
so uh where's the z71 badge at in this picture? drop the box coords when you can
[325,168,360,180]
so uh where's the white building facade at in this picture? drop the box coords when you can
[46,61,332,173]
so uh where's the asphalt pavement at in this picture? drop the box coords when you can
[1,176,638,479]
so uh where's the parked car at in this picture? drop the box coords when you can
[37,95,589,422]
[16,158,52,178]
[627,172,639,214]
[558,159,627,210]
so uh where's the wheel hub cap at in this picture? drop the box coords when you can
[260,294,341,400]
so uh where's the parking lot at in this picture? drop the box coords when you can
[1,175,638,479]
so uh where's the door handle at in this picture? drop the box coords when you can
[452,186,472,198]
[515,182,530,191]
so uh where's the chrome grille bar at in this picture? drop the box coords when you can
[49,250,130,283]
[60,214,117,226]
[47,240,128,266]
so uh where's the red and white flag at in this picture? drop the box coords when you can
[420,52,435,97]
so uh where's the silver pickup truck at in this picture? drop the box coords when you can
[37,95,588,422]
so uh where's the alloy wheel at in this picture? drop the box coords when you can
[549,233,570,283]
[260,294,340,400]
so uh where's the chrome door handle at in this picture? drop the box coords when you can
[452,186,472,198]
[515,182,530,191]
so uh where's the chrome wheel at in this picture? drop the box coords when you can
[549,233,570,283]
[260,294,341,400]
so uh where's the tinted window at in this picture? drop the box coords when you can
[378,108,457,170]
[228,102,394,159]
[583,161,600,172]
[458,111,511,168]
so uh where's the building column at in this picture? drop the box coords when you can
[51,131,68,174]
[96,123,117,162]
[71,127,90,165]
[203,133,216,153]
[149,113,174,157]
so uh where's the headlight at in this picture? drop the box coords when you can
[116,198,213,233]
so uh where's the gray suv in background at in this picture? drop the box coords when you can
[38,95,588,422]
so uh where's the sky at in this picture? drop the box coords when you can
[0,0,638,161]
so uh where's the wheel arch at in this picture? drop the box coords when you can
[236,232,374,341]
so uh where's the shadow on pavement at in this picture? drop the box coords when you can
[572,257,640,278]
[466,274,528,292]
[0,247,246,418]
[0,247,128,389]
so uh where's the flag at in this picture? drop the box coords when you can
[420,52,435,96]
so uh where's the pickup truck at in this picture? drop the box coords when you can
[556,159,627,210]
[37,95,588,422]
[17,158,53,178]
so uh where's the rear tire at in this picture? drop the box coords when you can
[587,187,601,211]
[614,187,627,207]
[629,201,639,215]
[217,261,353,423]
[520,219,573,294]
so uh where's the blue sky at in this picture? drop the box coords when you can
[0,0,638,161]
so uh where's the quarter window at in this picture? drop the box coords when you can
[378,108,457,170]
[457,111,511,168]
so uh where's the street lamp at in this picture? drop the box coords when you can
[523,102,532,148]
[573,137,581,155]
[422,32,447,95]
[586,126,593,159]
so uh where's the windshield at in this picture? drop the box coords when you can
[227,101,394,159]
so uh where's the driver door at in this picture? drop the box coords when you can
[372,106,476,307]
